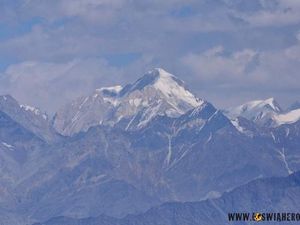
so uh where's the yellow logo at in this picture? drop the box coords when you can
[254,213,263,222]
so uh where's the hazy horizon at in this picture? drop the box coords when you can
[0,67,297,115]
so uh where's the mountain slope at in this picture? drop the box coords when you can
[6,99,291,225]
[6,126,160,224]
[0,95,59,142]
[0,110,45,182]
[0,110,48,225]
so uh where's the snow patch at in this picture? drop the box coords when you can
[274,109,300,126]
[79,97,89,109]
[153,68,203,109]
[90,174,108,183]
[142,101,149,107]
[165,134,172,167]
[271,132,276,142]
[129,98,142,107]
[103,97,119,106]
[204,191,222,200]
[1,142,14,150]
[97,85,123,94]
[137,101,163,129]
[264,98,281,112]
[20,104,47,120]
[285,128,290,137]
[231,119,245,133]
[126,112,139,131]
[276,148,293,175]
[20,104,40,114]
[205,133,212,145]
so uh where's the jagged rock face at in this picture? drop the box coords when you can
[53,68,203,136]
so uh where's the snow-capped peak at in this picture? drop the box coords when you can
[239,97,281,114]
[225,97,282,120]
[124,68,174,93]
[152,68,201,108]
[261,98,282,113]
[53,68,205,135]
[225,98,300,127]
[224,97,283,127]
[124,68,202,109]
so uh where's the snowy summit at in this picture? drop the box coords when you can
[53,68,204,135]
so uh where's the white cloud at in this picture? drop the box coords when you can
[21,0,127,23]
[0,59,121,113]
[296,31,300,41]
[178,43,300,108]
[231,0,300,27]
[182,43,300,92]
[182,47,258,83]
[0,54,158,113]
[0,0,300,110]
[242,11,300,27]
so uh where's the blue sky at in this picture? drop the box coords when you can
[0,0,299,113]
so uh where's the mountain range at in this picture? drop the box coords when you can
[33,171,300,225]
[0,68,299,225]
